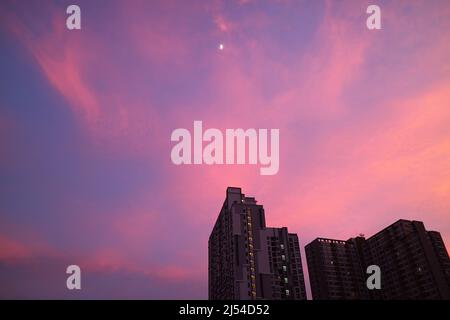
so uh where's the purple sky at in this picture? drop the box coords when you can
[1,0,450,299]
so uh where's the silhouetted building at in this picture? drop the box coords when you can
[259,228,306,299]
[360,219,450,299]
[208,187,307,300]
[305,238,369,300]
[306,219,450,300]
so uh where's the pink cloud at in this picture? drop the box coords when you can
[4,10,101,123]
[0,234,30,261]
[214,15,232,33]
[78,244,202,282]
[0,224,57,263]
[1,4,164,157]
[0,224,201,284]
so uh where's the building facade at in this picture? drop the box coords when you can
[306,219,450,300]
[208,187,307,300]
[305,238,369,300]
[360,219,450,299]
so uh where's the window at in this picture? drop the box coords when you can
[280,244,284,249]
[284,277,288,284]
[285,290,290,296]
[283,266,287,272]
[281,255,286,261]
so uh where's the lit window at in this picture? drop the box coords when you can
[284,277,288,283]
[282,255,286,260]
[283,266,287,272]
[285,290,290,296]
[280,244,284,249]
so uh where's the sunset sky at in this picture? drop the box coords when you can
[1,0,450,298]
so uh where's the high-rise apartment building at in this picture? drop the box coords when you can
[208,187,307,300]
[305,238,369,300]
[360,219,450,299]
[306,219,450,300]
